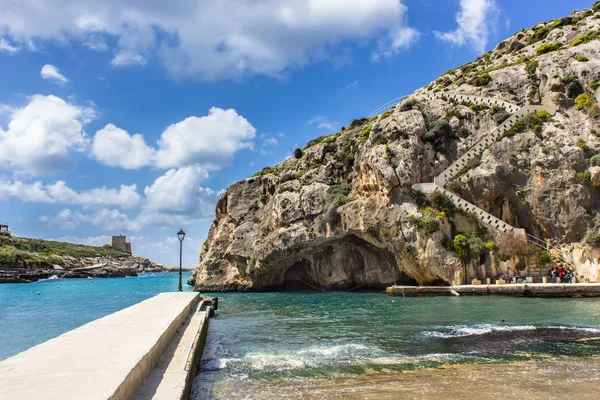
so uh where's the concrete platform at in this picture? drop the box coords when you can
[387,283,600,297]
[0,292,200,400]
[134,300,210,400]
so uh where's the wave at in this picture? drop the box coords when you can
[36,275,60,282]
[422,324,600,339]
[202,343,380,372]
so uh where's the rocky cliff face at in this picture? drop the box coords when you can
[191,6,600,291]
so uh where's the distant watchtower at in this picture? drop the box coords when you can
[0,224,11,238]
[109,235,132,255]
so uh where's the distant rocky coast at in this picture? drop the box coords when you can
[0,236,172,283]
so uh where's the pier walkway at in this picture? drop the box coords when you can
[0,292,204,400]
[387,283,600,297]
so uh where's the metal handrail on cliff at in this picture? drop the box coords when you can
[525,233,576,269]
[368,96,404,118]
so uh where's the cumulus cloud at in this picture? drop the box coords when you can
[92,107,255,170]
[0,95,94,176]
[40,64,68,84]
[92,124,155,169]
[143,166,212,215]
[434,0,500,53]
[0,180,141,208]
[0,0,417,80]
[37,166,221,231]
[0,180,54,203]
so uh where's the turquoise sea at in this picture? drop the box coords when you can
[0,272,194,360]
[2,273,600,399]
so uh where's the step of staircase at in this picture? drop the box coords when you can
[412,183,524,233]
[419,93,519,113]
[410,92,559,234]
[434,104,558,187]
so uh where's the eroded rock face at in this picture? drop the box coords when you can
[191,8,600,291]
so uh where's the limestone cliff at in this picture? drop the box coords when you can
[191,5,600,291]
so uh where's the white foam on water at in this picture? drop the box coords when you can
[213,343,381,372]
[423,324,600,338]
[36,275,60,282]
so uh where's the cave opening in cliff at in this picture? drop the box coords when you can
[268,235,419,291]
[279,259,316,291]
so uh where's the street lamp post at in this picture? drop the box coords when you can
[177,228,186,292]
[461,239,468,285]
[418,153,424,183]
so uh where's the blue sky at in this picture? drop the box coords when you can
[0,0,593,266]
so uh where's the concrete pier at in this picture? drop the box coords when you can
[387,283,600,297]
[0,292,201,400]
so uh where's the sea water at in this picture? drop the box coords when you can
[192,292,600,399]
[0,272,194,360]
[2,276,600,398]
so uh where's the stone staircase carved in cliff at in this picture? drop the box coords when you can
[410,92,559,235]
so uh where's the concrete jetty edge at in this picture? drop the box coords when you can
[0,292,200,400]
[386,283,600,297]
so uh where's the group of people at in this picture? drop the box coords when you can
[548,265,574,283]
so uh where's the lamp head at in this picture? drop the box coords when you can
[460,239,467,246]
[177,228,186,242]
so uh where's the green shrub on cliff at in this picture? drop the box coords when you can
[453,233,488,260]
[431,191,456,218]
[585,227,600,245]
[590,154,600,166]
[575,93,596,111]
[571,30,600,47]
[536,43,560,55]
[254,166,277,177]
[576,139,590,152]
[576,170,592,182]
[503,110,552,138]
[528,26,551,45]
[409,208,440,234]
[325,184,351,209]
[509,41,525,52]
[538,251,552,265]
[469,72,492,87]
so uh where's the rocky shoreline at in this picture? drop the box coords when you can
[0,256,175,284]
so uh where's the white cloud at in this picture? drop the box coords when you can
[0,38,18,54]
[92,124,155,169]
[307,116,337,132]
[52,234,111,247]
[434,0,499,53]
[40,64,68,84]
[92,107,256,170]
[111,51,147,66]
[41,208,140,231]
[260,133,278,146]
[0,0,417,80]
[0,95,94,176]
[144,166,209,215]
[346,80,359,91]
[38,165,221,231]
[155,108,255,168]
[0,180,54,203]
[0,179,142,208]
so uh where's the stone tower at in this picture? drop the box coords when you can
[109,235,132,255]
